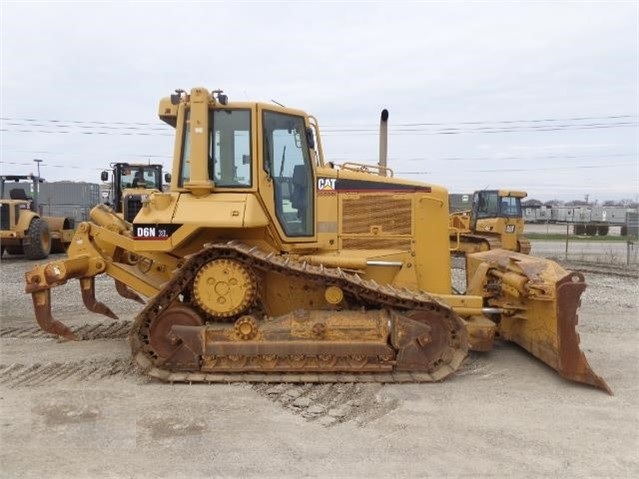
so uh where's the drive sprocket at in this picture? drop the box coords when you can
[192,258,257,318]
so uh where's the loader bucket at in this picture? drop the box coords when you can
[467,250,612,394]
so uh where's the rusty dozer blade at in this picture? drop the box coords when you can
[31,290,77,341]
[468,250,612,394]
[553,273,611,394]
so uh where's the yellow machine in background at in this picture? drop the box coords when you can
[24,87,609,393]
[1,174,75,259]
[449,190,531,254]
[100,162,171,222]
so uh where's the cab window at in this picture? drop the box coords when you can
[210,110,251,187]
[263,110,314,237]
[475,191,500,219]
[122,167,160,189]
[179,109,252,187]
[500,196,522,217]
[179,109,191,186]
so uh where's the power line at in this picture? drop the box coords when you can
[0,117,163,126]
[396,163,636,174]
[2,122,168,131]
[0,160,104,171]
[2,113,637,138]
[393,114,637,127]
[0,128,173,137]
[2,151,635,165]
[1,159,633,176]
[321,122,639,136]
[2,113,635,128]
[0,148,172,158]
[329,153,638,163]
[2,121,636,137]
[468,163,636,173]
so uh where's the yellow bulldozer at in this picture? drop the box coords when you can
[24,87,609,393]
[449,189,531,255]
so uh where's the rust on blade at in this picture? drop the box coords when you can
[31,290,76,341]
[468,249,612,393]
[115,279,145,304]
[80,277,118,320]
[555,272,612,395]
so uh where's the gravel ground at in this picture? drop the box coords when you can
[0,245,637,479]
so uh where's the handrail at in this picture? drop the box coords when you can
[338,162,394,177]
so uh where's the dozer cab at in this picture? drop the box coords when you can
[101,162,171,222]
[25,87,609,393]
[1,174,75,260]
[449,189,531,255]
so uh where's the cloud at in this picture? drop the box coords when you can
[1,1,637,200]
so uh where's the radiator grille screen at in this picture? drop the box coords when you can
[124,197,143,223]
[341,195,412,235]
[341,237,412,250]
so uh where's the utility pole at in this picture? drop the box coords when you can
[33,159,43,178]
[32,159,43,205]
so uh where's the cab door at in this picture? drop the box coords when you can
[258,106,316,242]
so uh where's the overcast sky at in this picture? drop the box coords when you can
[1,0,637,202]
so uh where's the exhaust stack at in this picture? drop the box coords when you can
[378,109,389,176]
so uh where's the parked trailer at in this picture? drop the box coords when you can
[520,204,637,236]
[523,205,551,224]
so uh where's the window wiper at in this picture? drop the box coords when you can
[264,133,272,177]
[279,145,287,177]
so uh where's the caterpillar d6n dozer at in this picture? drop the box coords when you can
[24,87,610,393]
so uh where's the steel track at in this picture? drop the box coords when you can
[129,241,468,383]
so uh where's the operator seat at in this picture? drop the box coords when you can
[9,188,35,211]
[132,172,145,188]
[9,188,28,200]
[291,165,307,213]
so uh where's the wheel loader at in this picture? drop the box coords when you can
[1,175,75,260]
[24,87,610,393]
[449,190,531,255]
[100,162,171,222]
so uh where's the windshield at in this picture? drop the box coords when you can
[475,191,522,218]
[499,196,522,217]
[121,166,161,189]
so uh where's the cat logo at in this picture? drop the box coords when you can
[317,178,336,190]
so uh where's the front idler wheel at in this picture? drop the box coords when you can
[148,305,204,369]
